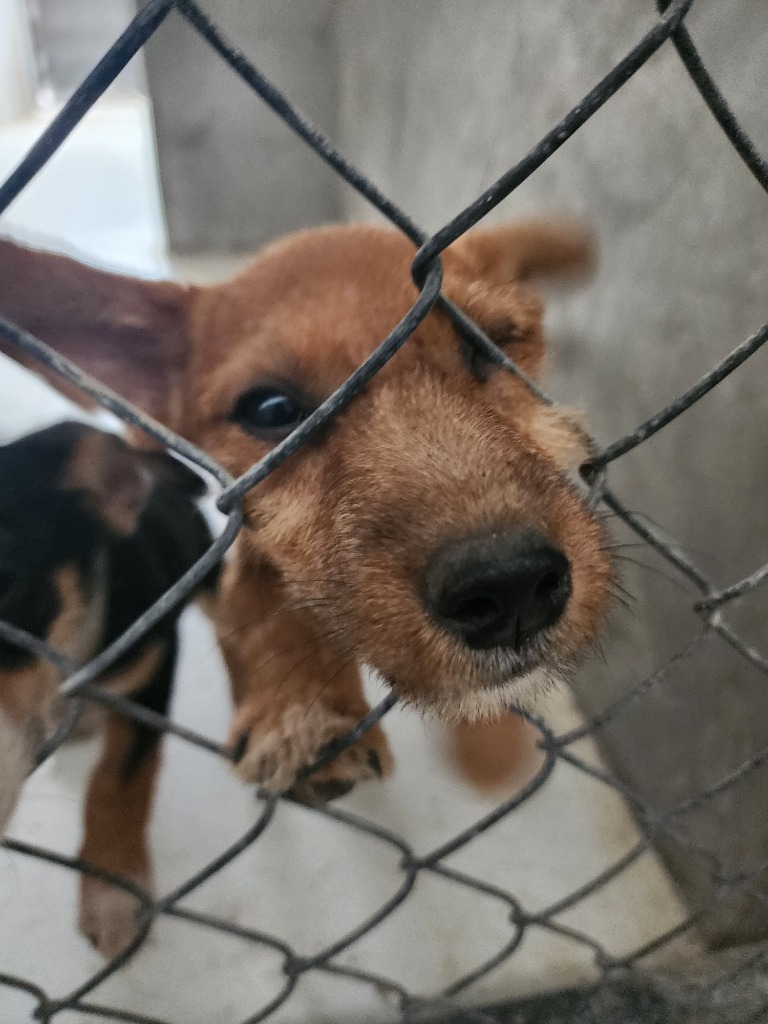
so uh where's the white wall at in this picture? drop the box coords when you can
[0,0,33,126]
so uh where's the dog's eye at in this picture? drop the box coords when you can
[231,386,311,439]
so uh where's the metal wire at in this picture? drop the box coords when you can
[1,0,767,1021]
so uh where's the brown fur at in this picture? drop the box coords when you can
[79,711,158,959]
[449,716,544,793]
[0,223,612,798]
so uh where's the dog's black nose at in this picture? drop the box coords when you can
[422,531,571,650]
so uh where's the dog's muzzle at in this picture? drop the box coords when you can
[421,530,572,652]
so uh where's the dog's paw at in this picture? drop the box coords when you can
[79,874,152,960]
[230,702,394,805]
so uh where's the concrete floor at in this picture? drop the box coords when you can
[0,100,688,1023]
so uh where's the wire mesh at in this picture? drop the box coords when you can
[0,0,767,1020]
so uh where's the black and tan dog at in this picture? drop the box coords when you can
[0,420,215,957]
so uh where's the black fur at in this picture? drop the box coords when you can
[0,423,107,667]
[120,634,178,783]
[0,422,217,776]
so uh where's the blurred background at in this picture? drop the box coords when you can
[1,0,768,1020]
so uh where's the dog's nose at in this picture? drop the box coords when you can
[422,532,571,650]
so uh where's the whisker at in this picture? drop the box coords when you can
[241,629,343,681]
[303,652,360,721]
[604,508,715,562]
[587,636,609,668]
[213,597,335,644]
[607,586,634,611]
[610,578,636,602]
[266,627,354,705]
[612,553,693,593]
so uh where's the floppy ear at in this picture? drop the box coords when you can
[136,449,208,498]
[450,220,595,286]
[63,427,154,537]
[0,239,191,424]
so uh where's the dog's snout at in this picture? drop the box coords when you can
[422,532,571,650]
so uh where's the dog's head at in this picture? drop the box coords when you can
[0,422,156,676]
[0,224,611,720]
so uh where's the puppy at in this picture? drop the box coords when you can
[0,421,215,957]
[0,223,612,805]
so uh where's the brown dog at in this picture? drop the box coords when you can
[0,223,612,806]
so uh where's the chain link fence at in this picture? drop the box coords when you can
[1,0,767,1020]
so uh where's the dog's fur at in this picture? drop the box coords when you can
[0,222,612,808]
[0,422,215,957]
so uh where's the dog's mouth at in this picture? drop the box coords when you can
[466,630,562,678]
[376,632,572,723]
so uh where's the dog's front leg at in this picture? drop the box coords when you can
[78,638,174,959]
[217,558,393,805]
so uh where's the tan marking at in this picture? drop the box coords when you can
[79,711,159,957]
[63,431,152,537]
[102,641,164,697]
[0,563,107,832]
[53,562,107,662]
[0,705,32,833]
[79,874,150,960]
[0,565,101,727]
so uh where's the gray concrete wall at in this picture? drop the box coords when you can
[142,1,341,252]
[145,0,768,943]
[26,0,142,98]
[0,0,34,125]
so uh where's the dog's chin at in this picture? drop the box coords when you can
[427,664,564,724]
[372,661,565,725]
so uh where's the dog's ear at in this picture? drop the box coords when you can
[135,449,208,499]
[0,239,190,424]
[63,428,154,537]
[450,221,595,286]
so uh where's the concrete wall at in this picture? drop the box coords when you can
[0,0,144,112]
[145,0,768,944]
[141,1,341,252]
[0,0,33,126]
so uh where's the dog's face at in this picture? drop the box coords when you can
[0,224,611,720]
